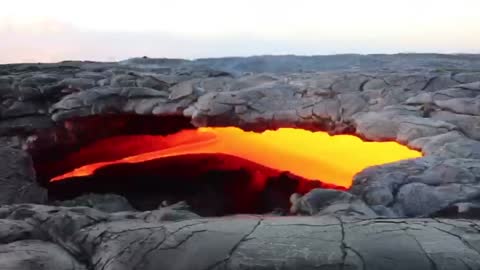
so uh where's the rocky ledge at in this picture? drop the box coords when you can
[1,54,480,269]
[1,203,480,270]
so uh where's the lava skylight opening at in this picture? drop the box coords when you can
[50,127,422,187]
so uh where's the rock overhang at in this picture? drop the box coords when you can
[1,57,480,218]
[3,56,480,269]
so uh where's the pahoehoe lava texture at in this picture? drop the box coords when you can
[1,204,480,270]
[2,54,480,269]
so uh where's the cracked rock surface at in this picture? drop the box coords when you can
[0,204,480,270]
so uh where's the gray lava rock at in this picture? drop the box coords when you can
[351,157,480,217]
[0,147,46,205]
[290,188,377,218]
[0,240,86,270]
[135,207,200,222]
[108,201,200,222]
[432,201,480,219]
[0,204,478,270]
[57,193,135,213]
[393,182,479,217]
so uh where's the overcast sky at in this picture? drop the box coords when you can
[1,0,479,63]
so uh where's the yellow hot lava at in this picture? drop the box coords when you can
[51,127,422,187]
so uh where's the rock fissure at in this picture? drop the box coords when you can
[404,230,439,270]
[204,217,263,270]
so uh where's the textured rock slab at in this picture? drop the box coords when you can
[0,205,480,270]
[74,217,480,270]
[290,188,378,218]
[57,193,135,213]
[0,240,86,270]
[0,147,46,204]
[351,156,480,217]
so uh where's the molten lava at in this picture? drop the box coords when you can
[51,127,421,187]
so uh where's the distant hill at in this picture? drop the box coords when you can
[122,54,480,74]
[3,54,480,75]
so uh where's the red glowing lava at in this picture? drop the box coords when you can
[50,127,422,187]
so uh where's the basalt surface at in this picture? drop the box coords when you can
[2,54,480,269]
[1,204,480,270]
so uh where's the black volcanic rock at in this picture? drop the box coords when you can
[0,146,46,205]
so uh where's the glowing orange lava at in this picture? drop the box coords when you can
[51,127,422,187]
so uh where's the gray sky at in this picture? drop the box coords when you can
[1,0,479,63]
